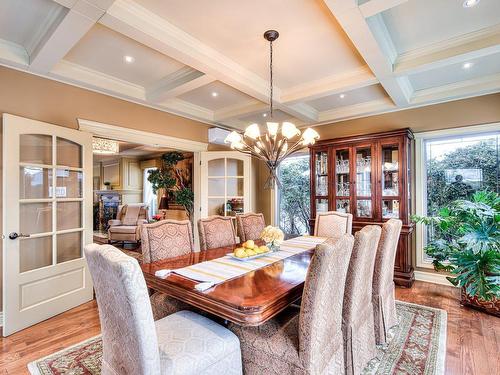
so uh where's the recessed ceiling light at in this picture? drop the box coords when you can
[211,92,218,97]
[124,55,135,63]
[262,113,267,117]
[463,0,480,8]
[462,62,474,69]
[339,94,346,99]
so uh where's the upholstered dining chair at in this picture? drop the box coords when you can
[236,212,266,242]
[372,219,403,345]
[198,215,237,251]
[342,225,381,375]
[141,219,195,320]
[229,233,355,375]
[314,211,353,237]
[85,243,243,375]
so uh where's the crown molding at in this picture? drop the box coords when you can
[214,100,267,122]
[281,65,378,104]
[317,97,395,123]
[160,98,214,122]
[394,25,500,76]
[359,0,408,18]
[0,39,29,67]
[78,118,208,152]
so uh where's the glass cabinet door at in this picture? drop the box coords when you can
[334,148,350,213]
[314,150,329,212]
[355,146,373,218]
[381,144,400,219]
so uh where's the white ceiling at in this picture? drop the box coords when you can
[0,0,498,131]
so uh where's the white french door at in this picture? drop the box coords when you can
[2,114,93,336]
[200,152,251,219]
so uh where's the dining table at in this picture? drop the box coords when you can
[141,236,325,327]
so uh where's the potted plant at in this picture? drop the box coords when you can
[412,191,499,316]
[147,151,194,221]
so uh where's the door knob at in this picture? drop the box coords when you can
[8,232,30,240]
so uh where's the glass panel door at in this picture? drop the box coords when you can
[381,144,400,219]
[3,113,93,336]
[335,148,350,213]
[207,157,246,216]
[355,146,373,218]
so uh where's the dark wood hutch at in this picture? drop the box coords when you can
[309,128,415,287]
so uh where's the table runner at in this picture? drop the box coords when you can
[172,235,326,285]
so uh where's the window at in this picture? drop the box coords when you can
[143,167,157,218]
[277,154,310,238]
[415,124,500,267]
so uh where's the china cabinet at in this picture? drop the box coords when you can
[309,129,414,287]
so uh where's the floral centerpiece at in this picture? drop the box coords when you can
[260,225,284,252]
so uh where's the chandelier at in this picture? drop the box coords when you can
[224,30,319,189]
[92,137,119,154]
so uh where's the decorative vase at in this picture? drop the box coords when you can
[267,241,280,252]
[460,288,500,317]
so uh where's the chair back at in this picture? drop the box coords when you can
[342,225,381,323]
[314,211,353,237]
[117,203,149,224]
[299,234,355,373]
[198,215,237,251]
[141,219,194,263]
[236,212,266,242]
[373,219,402,294]
[84,244,160,374]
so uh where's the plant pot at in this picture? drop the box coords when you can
[460,288,500,317]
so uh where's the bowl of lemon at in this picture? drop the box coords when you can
[229,240,270,261]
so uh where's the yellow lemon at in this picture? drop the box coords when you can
[234,248,247,258]
[245,249,256,256]
[259,245,269,253]
[245,240,255,248]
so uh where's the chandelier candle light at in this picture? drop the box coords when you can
[224,30,320,189]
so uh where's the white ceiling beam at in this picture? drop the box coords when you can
[359,0,408,18]
[317,97,396,123]
[322,0,411,106]
[145,67,215,103]
[411,73,500,105]
[276,103,319,122]
[214,100,268,122]
[281,66,378,104]
[394,25,500,76]
[100,0,318,122]
[29,0,116,73]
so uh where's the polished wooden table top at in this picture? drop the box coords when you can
[141,244,314,326]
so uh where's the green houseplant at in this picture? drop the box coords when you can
[412,191,499,315]
[147,151,194,221]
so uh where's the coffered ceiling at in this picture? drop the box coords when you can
[0,0,498,131]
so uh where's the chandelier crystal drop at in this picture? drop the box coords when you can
[92,137,119,154]
[224,30,319,189]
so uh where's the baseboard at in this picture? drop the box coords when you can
[414,270,455,287]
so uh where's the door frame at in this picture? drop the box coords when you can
[77,119,208,250]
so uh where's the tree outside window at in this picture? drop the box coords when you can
[277,155,310,238]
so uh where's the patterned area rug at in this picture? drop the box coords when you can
[28,301,446,375]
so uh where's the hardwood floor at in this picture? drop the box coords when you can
[0,281,498,375]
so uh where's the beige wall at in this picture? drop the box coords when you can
[0,66,212,311]
[313,93,500,139]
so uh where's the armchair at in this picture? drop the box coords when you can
[108,203,149,245]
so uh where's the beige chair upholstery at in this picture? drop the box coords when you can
[141,219,194,264]
[85,243,243,375]
[236,213,266,242]
[198,215,237,251]
[141,219,195,320]
[342,225,381,375]
[108,203,149,244]
[372,219,402,345]
[229,234,355,375]
[314,211,353,237]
